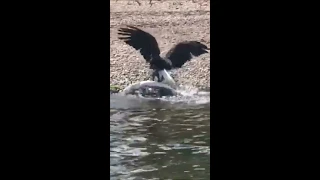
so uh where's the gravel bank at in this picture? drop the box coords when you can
[110,0,210,90]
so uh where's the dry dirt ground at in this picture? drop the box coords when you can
[110,0,210,90]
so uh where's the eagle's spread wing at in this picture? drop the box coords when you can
[165,41,209,68]
[118,26,161,62]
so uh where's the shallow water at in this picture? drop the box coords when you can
[110,90,210,180]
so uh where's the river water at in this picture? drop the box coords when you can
[110,89,210,180]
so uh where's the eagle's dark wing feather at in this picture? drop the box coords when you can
[118,26,161,62]
[165,41,209,68]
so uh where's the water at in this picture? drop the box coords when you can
[110,88,210,179]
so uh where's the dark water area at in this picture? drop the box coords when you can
[110,94,210,180]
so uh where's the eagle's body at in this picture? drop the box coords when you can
[118,26,209,96]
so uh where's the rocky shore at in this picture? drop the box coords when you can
[110,0,210,91]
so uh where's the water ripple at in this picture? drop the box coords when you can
[110,94,210,179]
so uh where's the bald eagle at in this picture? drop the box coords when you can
[118,26,209,89]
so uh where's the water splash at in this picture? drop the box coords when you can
[111,84,210,110]
[162,85,210,105]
